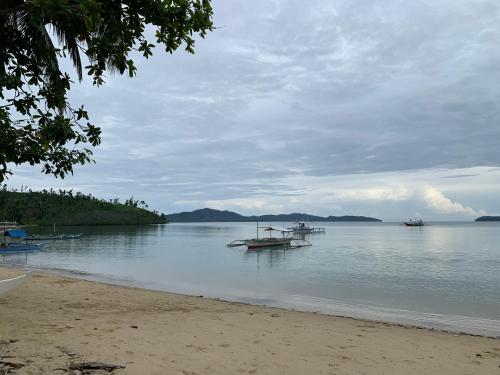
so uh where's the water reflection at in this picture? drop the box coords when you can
[292,232,326,241]
[244,247,304,269]
[0,252,29,266]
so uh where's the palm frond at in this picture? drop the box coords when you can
[12,9,59,74]
[50,22,83,81]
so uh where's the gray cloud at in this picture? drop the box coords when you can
[8,0,500,218]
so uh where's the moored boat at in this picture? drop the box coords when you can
[1,228,44,252]
[27,223,82,241]
[244,237,292,249]
[228,224,311,249]
[403,219,424,227]
[287,221,326,234]
[27,233,82,241]
[0,242,44,252]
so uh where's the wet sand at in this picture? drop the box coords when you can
[0,267,498,374]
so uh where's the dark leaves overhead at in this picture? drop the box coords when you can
[0,0,214,182]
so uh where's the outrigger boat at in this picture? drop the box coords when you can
[27,224,82,241]
[287,221,325,234]
[0,229,44,253]
[0,242,45,252]
[27,233,82,241]
[403,219,424,227]
[228,223,311,249]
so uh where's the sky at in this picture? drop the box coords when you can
[7,0,500,221]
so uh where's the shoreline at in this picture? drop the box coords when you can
[3,264,500,339]
[0,266,499,374]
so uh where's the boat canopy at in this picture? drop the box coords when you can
[4,229,27,238]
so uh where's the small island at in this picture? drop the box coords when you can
[167,208,381,223]
[475,216,500,222]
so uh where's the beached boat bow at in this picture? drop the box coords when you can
[0,272,32,295]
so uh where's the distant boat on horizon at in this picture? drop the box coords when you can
[403,219,425,227]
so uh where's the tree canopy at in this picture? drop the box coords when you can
[0,185,167,225]
[0,0,213,182]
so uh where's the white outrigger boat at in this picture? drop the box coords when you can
[403,219,425,227]
[228,223,311,250]
[287,221,325,234]
[0,272,32,295]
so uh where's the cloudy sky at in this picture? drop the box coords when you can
[8,0,500,220]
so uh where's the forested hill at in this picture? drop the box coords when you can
[167,208,381,223]
[0,189,167,226]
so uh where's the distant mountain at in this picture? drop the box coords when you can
[167,208,246,222]
[167,208,381,223]
[475,216,500,222]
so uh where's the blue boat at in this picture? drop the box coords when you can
[0,242,44,252]
[1,229,44,253]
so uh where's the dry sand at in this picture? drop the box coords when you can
[0,267,499,375]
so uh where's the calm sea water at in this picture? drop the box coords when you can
[1,222,499,336]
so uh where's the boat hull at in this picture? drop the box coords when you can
[292,229,314,234]
[27,234,82,241]
[245,238,291,249]
[403,222,424,227]
[0,243,44,252]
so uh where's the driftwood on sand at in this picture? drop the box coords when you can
[69,362,125,372]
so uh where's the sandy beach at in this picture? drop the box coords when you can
[0,267,498,374]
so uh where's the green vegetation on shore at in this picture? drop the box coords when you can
[0,187,167,226]
[167,208,381,223]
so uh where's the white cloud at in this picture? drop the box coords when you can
[194,167,496,219]
[420,186,488,217]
